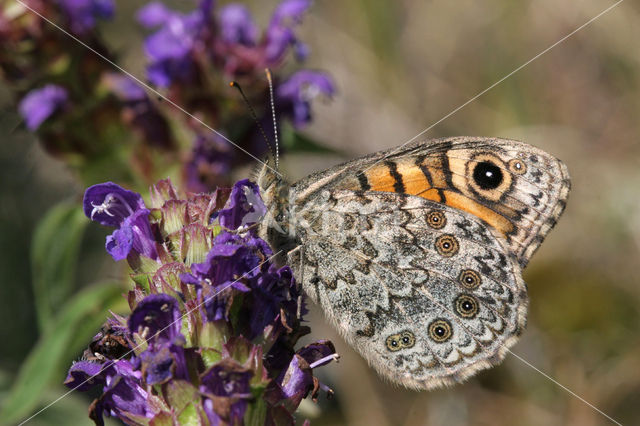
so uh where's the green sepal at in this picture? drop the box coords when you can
[130,272,152,292]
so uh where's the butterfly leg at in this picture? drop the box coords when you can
[287,244,305,319]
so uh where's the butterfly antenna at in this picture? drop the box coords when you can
[265,68,280,170]
[229,81,277,167]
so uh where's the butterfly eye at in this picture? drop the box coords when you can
[428,319,452,343]
[458,269,481,289]
[508,158,527,175]
[426,210,447,229]
[473,161,503,189]
[454,294,479,318]
[435,234,459,257]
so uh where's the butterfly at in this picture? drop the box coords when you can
[255,136,570,390]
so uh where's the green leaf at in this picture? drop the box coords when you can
[31,202,88,332]
[0,281,125,424]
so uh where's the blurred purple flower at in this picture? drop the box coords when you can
[278,70,335,127]
[18,85,68,130]
[83,182,158,261]
[265,0,311,62]
[58,0,115,34]
[137,2,208,87]
[104,73,174,148]
[184,133,234,193]
[219,4,259,45]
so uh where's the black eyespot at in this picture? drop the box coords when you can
[391,340,398,346]
[458,269,481,289]
[454,294,479,318]
[473,161,503,190]
[428,319,452,343]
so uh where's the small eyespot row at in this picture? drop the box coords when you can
[386,330,416,352]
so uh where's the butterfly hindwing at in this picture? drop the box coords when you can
[289,190,527,389]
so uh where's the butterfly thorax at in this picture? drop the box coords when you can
[255,163,300,264]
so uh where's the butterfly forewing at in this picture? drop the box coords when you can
[292,137,570,267]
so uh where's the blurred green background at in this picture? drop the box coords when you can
[1,0,639,425]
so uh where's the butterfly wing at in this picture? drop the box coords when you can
[290,190,527,389]
[292,137,570,267]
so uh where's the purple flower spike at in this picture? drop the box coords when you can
[18,85,68,131]
[218,179,267,230]
[278,70,335,127]
[128,294,182,346]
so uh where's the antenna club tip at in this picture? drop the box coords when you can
[229,81,237,87]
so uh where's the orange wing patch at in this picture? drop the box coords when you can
[359,157,515,237]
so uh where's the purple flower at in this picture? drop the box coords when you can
[90,360,154,425]
[83,182,158,261]
[58,0,115,34]
[65,361,104,391]
[265,0,312,63]
[200,359,253,424]
[219,4,259,45]
[218,179,267,230]
[278,70,335,127]
[128,294,183,345]
[65,358,156,425]
[18,85,68,131]
[137,3,206,87]
[272,340,337,407]
[180,232,268,294]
